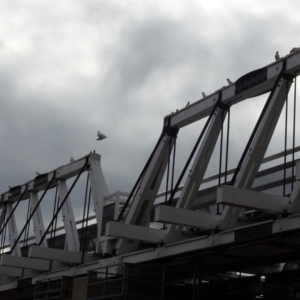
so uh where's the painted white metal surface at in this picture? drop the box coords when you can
[0,254,50,271]
[220,76,292,229]
[166,106,227,243]
[6,204,21,257]
[29,246,83,264]
[58,180,80,252]
[106,222,166,244]
[0,266,23,278]
[217,185,291,214]
[30,192,47,247]
[115,134,175,255]
[88,153,108,253]
[155,205,221,230]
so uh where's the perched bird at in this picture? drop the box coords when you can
[186,101,190,107]
[97,130,108,140]
[36,172,40,175]
[275,51,280,61]
[70,157,75,162]
[176,109,178,112]
[202,92,207,98]
[227,78,233,85]
[290,47,300,54]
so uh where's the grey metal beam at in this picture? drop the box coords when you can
[169,52,300,129]
[0,255,50,271]
[155,205,220,229]
[106,222,166,244]
[88,153,109,253]
[29,246,82,264]
[0,266,23,278]
[217,185,291,214]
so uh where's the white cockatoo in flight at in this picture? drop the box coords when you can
[97,130,108,140]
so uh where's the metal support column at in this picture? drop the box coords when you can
[88,153,108,253]
[30,192,47,248]
[58,180,80,252]
[6,204,21,256]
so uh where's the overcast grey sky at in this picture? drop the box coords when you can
[0,0,299,207]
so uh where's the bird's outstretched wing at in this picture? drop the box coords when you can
[97,130,108,140]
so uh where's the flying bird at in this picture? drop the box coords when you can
[275,51,280,61]
[202,92,207,98]
[97,130,108,140]
[227,78,233,85]
[70,157,75,162]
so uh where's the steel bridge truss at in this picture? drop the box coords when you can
[1,52,300,298]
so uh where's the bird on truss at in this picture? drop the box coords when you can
[70,157,75,162]
[275,51,280,61]
[202,92,207,98]
[186,101,190,107]
[290,47,300,54]
[227,78,233,85]
[97,130,108,140]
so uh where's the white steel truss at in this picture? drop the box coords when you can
[0,50,300,295]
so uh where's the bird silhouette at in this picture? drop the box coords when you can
[227,78,233,85]
[290,47,300,54]
[186,101,190,107]
[97,130,108,140]
[202,92,207,98]
[275,51,280,61]
[70,157,75,162]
